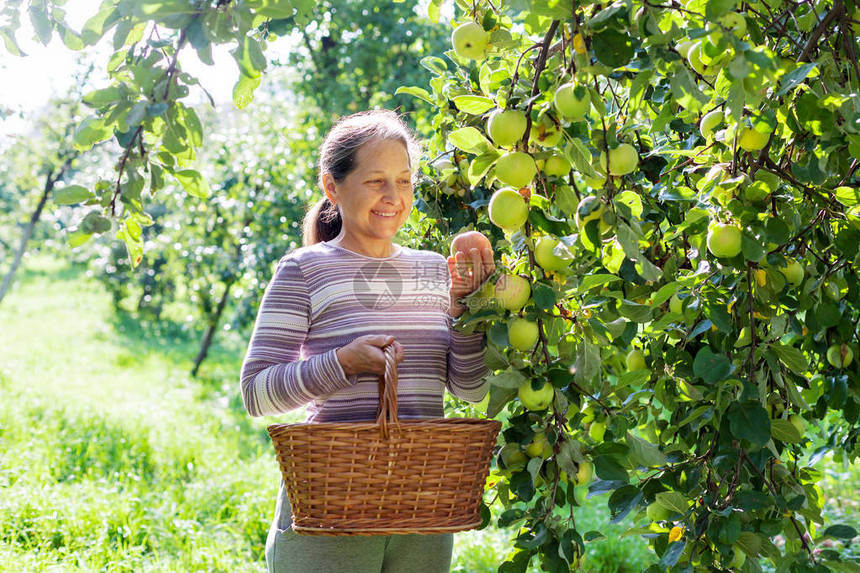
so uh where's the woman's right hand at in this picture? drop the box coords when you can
[336,334,404,377]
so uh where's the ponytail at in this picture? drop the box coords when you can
[302,196,342,247]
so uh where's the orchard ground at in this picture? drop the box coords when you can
[0,253,857,572]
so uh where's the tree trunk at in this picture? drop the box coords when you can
[191,279,233,378]
[0,168,60,306]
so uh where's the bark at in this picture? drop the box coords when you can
[191,279,233,378]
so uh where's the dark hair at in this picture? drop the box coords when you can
[302,110,421,247]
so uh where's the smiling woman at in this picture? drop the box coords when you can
[240,110,496,573]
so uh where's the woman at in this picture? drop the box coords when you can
[240,110,495,573]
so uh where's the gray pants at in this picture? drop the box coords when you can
[265,482,453,573]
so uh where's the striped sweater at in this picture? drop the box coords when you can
[240,240,490,422]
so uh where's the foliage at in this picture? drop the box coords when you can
[403,0,860,571]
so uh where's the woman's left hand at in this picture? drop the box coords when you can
[446,247,496,318]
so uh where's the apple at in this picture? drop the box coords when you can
[669,294,683,315]
[738,127,770,152]
[598,143,639,176]
[499,443,527,470]
[451,22,488,60]
[719,12,748,37]
[789,413,806,436]
[699,109,723,140]
[525,432,553,458]
[534,236,573,272]
[488,187,529,230]
[706,223,742,258]
[687,41,723,76]
[494,273,531,311]
[509,318,540,352]
[487,109,527,147]
[529,117,563,147]
[518,379,554,410]
[827,343,854,368]
[646,502,672,522]
[575,196,609,233]
[675,40,695,58]
[779,258,804,287]
[626,349,647,370]
[495,152,537,189]
[588,421,606,442]
[450,230,492,259]
[544,154,571,177]
[575,460,594,485]
[554,82,590,119]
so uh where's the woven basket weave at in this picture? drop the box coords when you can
[267,345,501,536]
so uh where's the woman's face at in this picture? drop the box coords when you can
[324,139,414,246]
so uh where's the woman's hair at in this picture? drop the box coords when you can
[302,110,421,247]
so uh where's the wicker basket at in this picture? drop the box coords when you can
[267,345,501,536]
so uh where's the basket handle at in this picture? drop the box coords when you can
[375,344,400,439]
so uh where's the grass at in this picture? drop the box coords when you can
[1,254,854,572]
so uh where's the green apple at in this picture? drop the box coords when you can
[699,109,724,140]
[626,349,647,370]
[669,293,683,315]
[738,127,770,152]
[450,230,492,258]
[789,413,806,436]
[576,460,594,485]
[779,258,804,287]
[544,154,572,177]
[588,421,606,442]
[719,12,748,37]
[499,443,527,470]
[706,223,742,258]
[525,432,553,458]
[494,273,531,311]
[534,236,573,272]
[580,405,596,425]
[517,379,554,410]
[598,143,639,176]
[553,82,590,119]
[509,318,540,352]
[687,41,723,76]
[487,109,527,147]
[451,22,488,60]
[646,502,672,522]
[827,343,854,368]
[488,187,529,230]
[675,40,695,58]
[575,196,609,233]
[495,152,537,189]
[529,117,563,147]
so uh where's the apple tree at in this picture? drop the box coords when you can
[407,0,860,571]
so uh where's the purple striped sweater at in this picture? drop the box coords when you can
[240,240,490,422]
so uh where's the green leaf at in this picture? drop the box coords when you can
[447,127,493,155]
[566,138,601,178]
[82,87,123,107]
[487,369,527,389]
[573,339,601,383]
[467,151,500,187]
[54,185,94,205]
[231,35,267,78]
[591,28,634,68]
[614,191,643,219]
[532,282,557,310]
[246,0,294,18]
[693,347,733,383]
[776,63,816,97]
[728,401,772,447]
[594,455,629,482]
[821,525,858,540]
[834,186,860,207]
[232,75,261,109]
[73,117,113,151]
[395,86,435,106]
[655,491,689,514]
[770,419,803,443]
[81,7,120,45]
[626,433,667,468]
[659,541,686,568]
[135,0,197,17]
[453,95,495,115]
[608,485,642,523]
[174,169,210,198]
[770,343,808,374]
[487,384,517,418]
[574,274,621,293]
[28,6,53,45]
